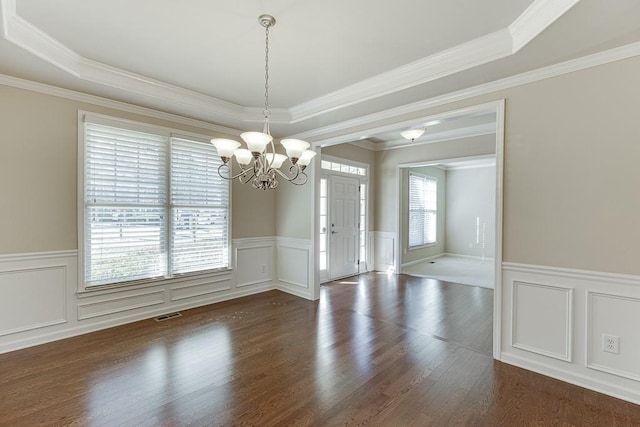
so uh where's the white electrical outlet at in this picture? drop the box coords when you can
[603,334,620,354]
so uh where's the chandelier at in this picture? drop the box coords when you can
[211,14,316,190]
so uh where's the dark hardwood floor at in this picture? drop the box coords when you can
[1,273,639,426]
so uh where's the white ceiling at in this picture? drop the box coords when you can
[1,0,640,143]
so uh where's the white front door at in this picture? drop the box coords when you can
[329,175,360,279]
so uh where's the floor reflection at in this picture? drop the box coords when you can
[87,325,233,425]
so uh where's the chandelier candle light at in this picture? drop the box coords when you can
[211,14,316,190]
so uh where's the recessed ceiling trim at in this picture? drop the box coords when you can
[288,28,514,123]
[444,159,497,171]
[0,0,291,125]
[350,123,495,152]
[288,0,581,123]
[292,40,640,143]
[509,0,581,51]
[1,0,579,126]
[317,102,500,148]
[379,123,496,151]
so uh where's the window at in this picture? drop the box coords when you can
[321,160,366,176]
[359,183,366,263]
[408,173,437,248]
[82,119,230,287]
[319,178,328,271]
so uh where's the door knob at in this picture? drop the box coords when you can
[331,231,337,234]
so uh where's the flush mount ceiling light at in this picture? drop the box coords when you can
[211,14,316,190]
[400,128,425,142]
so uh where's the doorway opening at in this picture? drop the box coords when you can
[318,155,369,282]
[399,156,496,290]
[311,100,504,358]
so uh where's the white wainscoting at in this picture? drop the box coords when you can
[0,238,281,354]
[586,292,640,382]
[371,231,396,272]
[512,281,573,362]
[0,253,72,337]
[234,237,275,287]
[502,262,640,404]
[276,237,314,300]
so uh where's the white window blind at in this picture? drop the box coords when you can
[408,173,437,248]
[83,121,230,287]
[170,138,229,274]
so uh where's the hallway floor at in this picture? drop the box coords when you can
[403,254,495,288]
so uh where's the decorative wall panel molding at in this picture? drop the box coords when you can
[586,292,640,382]
[170,277,232,302]
[234,241,275,288]
[512,281,573,361]
[276,238,313,300]
[77,290,165,320]
[0,265,68,336]
[371,231,396,272]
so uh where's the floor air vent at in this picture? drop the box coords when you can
[155,312,182,322]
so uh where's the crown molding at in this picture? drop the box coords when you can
[1,0,580,126]
[0,73,242,136]
[349,123,495,152]
[509,0,581,51]
[349,139,378,151]
[3,36,638,148]
[377,123,496,151]
[288,28,514,123]
[0,0,291,125]
[292,40,640,144]
[314,102,501,148]
[288,0,581,123]
[445,161,496,171]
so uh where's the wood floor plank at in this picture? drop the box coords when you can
[1,273,638,426]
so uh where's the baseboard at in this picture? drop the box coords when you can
[401,253,445,269]
[444,252,495,261]
[276,281,314,301]
[500,352,640,405]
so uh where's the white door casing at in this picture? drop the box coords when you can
[329,175,360,279]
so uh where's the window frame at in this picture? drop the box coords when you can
[77,112,232,291]
[407,172,438,250]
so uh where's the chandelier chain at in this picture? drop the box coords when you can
[264,25,270,119]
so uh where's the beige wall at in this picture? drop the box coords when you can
[4,54,640,275]
[372,55,640,275]
[445,166,496,258]
[275,174,313,239]
[0,85,275,254]
[400,166,446,264]
[496,58,640,273]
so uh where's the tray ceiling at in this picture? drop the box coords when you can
[1,0,640,141]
